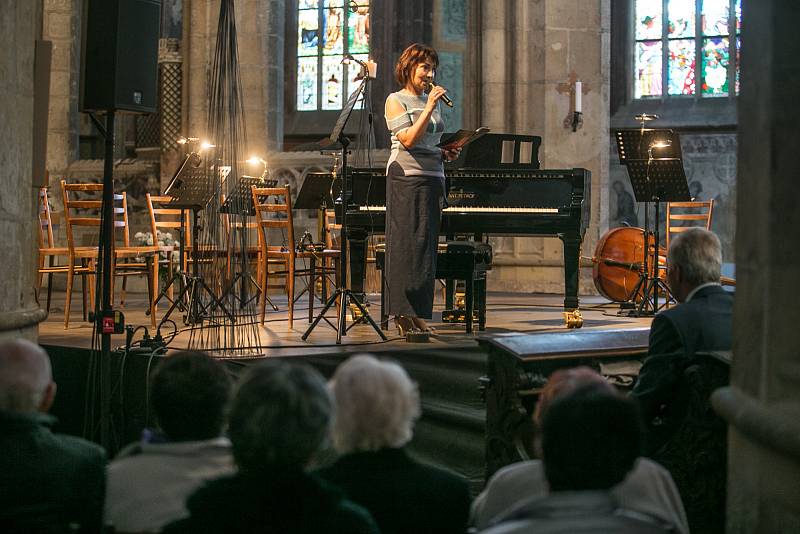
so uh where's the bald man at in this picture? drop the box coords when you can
[0,339,106,533]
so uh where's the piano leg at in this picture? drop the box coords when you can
[348,227,369,304]
[560,234,581,311]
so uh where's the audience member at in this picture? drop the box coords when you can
[0,339,106,533]
[631,229,732,534]
[317,354,471,534]
[633,228,733,441]
[163,361,377,534]
[481,385,675,533]
[105,351,235,533]
[472,367,687,533]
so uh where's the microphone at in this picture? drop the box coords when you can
[426,79,454,108]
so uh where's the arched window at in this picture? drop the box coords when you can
[635,0,741,98]
[296,0,370,111]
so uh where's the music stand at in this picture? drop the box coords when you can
[302,76,387,344]
[158,161,235,326]
[615,129,690,315]
[150,153,206,315]
[217,175,278,309]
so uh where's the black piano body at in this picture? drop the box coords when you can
[338,167,591,311]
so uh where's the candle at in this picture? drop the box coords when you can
[575,81,582,113]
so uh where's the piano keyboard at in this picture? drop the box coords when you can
[358,206,560,214]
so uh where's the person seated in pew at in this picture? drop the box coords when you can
[471,367,688,533]
[632,227,733,444]
[316,354,471,534]
[105,351,235,533]
[163,361,378,534]
[0,339,106,534]
[480,385,677,533]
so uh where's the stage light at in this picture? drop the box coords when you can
[177,137,187,145]
[200,141,216,151]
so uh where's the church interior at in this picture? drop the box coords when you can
[1,0,799,532]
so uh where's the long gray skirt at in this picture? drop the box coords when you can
[385,162,444,319]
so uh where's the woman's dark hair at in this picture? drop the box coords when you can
[542,385,642,492]
[150,351,232,441]
[395,43,439,88]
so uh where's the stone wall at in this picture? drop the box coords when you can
[474,0,610,296]
[608,132,737,263]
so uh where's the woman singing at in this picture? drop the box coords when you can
[384,43,461,336]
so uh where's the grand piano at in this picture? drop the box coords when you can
[326,133,591,313]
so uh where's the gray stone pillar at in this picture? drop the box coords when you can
[43,0,80,176]
[261,0,284,152]
[711,1,800,531]
[476,0,609,295]
[0,1,47,341]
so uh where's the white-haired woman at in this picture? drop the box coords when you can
[316,354,470,534]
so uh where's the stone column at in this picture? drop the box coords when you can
[477,0,609,296]
[261,0,284,152]
[42,0,80,176]
[0,1,47,341]
[185,0,272,155]
[711,0,800,531]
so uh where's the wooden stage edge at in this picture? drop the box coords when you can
[39,291,654,358]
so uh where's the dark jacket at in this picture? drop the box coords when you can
[646,284,733,358]
[162,468,378,534]
[634,285,733,422]
[0,411,106,534]
[317,447,471,534]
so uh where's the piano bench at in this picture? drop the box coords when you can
[375,241,492,334]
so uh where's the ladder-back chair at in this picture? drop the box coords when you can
[61,181,159,328]
[252,185,339,329]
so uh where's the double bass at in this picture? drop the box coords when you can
[591,226,735,303]
[591,226,664,303]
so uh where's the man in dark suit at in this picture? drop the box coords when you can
[632,229,733,534]
[0,339,106,533]
[633,227,733,424]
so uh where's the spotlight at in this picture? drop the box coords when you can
[200,141,216,151]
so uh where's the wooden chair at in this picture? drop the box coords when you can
[665,199,714,249]
[146,194,190,299]
[61,181,159,328]
[661,199,715,304]
[37,187,93,315]
[252,185,339,329]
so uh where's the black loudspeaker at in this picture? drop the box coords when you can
[80,0,162,113]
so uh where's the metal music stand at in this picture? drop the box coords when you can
[302,75,387,344]
[217,175,278,309]
[615,128,690,315]
[158,161,235,326]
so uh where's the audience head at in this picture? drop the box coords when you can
[329,354,420,454]
[533,366,614,427]
[542,385,642,492]
[228,361,331,473]
[0,339,56,413]
[667,227,722,302]
[395,43,439,88]
[150,351,232,441]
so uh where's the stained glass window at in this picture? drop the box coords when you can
[634,0,742,99]
[296,0,370,111]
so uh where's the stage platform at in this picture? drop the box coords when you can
[38,290,653,491]
[39,290,652,356]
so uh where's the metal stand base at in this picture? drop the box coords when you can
[302,289,386,345]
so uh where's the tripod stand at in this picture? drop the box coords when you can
[615,127,690,316]
[303,74,386,344]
